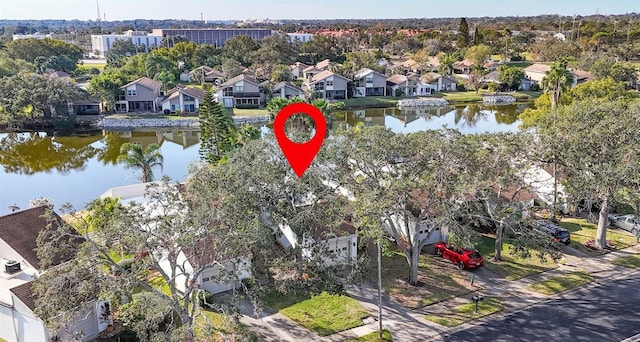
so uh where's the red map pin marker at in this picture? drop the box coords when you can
[273,102,327,178]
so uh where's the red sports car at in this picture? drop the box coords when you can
[434,242,484,270]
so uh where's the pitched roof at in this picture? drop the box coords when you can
[303,65,320,73]
[122,77,162,91]
[572,69,592,81]
[218,73,260,88]
[310,70,350,83]
[290,62,309,69]
[48,70,71,78]
[524,63,551,74]
[386,74,408,85]
[315,59,332,70]
[204,69,225,79]
[190,65,215,74]
[453,59,475,68]
[354,68,384,80]
[10,281,36,311]
[0,206,80,270]
[273,81,304,92]
[161,85,207,103]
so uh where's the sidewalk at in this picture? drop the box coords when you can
[335,244,640,341]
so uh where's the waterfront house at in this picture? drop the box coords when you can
[189,66,225,84]
[307,70,350,100]
[272,82,306,99]
[115,77,164,113]
[386,73,432,97]
[420,72,457,92]
[524,63,592,88]
[215,74,262,108]
[161,85,207,114]
[303,65,322,80]
[353,68,387,97]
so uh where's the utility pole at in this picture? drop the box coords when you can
[377,240,383,339]
[571,15,576,42]
[96,0,101,22]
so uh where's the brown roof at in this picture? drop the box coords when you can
[0,206,82,270]
[524,63,551,74]
[303,66,320,73]
[386,74,408,85]
[572,69,592,81]
[290,62,309,69]
[315,59,332,70]
[310,70,350,83]
[162,86,207,103]
[219,73,259,88]
[10,281,36,311]
[204,69,225,79]
[122,77,162,91]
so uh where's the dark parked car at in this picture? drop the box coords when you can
[535,220,571,245]
[434,242,484,270]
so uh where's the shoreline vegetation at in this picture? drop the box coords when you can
[0,91,539,131]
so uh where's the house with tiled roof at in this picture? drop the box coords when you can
[0,206,107,342]
[420,72,458,92]
[115,77,164,113]
[307,70,350,100]
[524,63,592,87]
[386,73,432,97]
[215,74,262,108]
[161,84,207,114]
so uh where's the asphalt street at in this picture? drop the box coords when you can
[443,272,640,342]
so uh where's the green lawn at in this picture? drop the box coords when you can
[77,63,106,72]
[425,297,503,327]
[146,272,172,296]
[193,309,237,338]
[475,236,558,280]
[611,254,640,269]
[342,97,399,109]
[349,329,393,341]
[560,218,638,255]
[226,107,268,117]
[376,252,473,309]
[264,291,369,336]
[526,272,593,295]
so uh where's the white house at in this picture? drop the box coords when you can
[386,74,432,97]
[521,164,569,214]
[100,183,252,295]
[420,72,457,92]
[0,207,108,342]
[161,85,207,114]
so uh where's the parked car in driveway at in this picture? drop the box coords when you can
[534,220,571,245]
[434,242,484,270]
[610,214,640,236]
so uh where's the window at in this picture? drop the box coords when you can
[127,89,137,96]
[223,87,233,97]
[235,85,244,93]
[202,277,210,282]
[183,95,195,102]
[365,77,373,83]
[326,80,333,87]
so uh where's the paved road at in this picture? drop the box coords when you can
[443,273,640,342]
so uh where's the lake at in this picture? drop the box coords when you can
[0,103,528,215]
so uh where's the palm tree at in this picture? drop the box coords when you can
[117,143,164,183]
[438,53,455,76]
[541,59,573,109]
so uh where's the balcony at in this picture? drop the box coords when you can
[232,92,261,98]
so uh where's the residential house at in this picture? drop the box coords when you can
[315,59,333,71]
[308,70,350,100]
[387,59,420,75]
[115,77,164,113]
[353,68,387,97]
[521,164,569,215]
[189,66,225,85]
[386,73,432,97]
[524,63,592,88]
[289,62,309,78]
[453,59,475,74]
[482,70,532,91]
[303,66,321,80]
[70,98,103,115]
[420,72,457,92]
[272,82,305,99]
[215,74,262,108]
[260,212,358,267]
[0,206,107,342]
[423,56,441,72]
[47,70,72,83]
[161,85,207,114]
[100,183,252,295]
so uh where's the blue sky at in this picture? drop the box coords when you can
[0,0,637,21]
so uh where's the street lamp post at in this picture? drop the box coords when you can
[471,294,484,314]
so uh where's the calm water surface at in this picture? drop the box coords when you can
[0,103,528,215]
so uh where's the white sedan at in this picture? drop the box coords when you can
[611,214,640,236]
